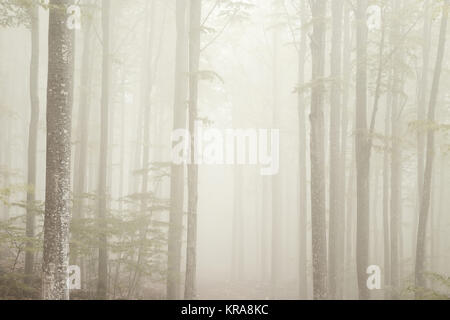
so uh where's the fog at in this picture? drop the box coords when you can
[0,0,449,300]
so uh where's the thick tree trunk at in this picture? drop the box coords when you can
[415,0,448,298]
[309,0,327,300]
[97,0,111,300]
[355,0,370,300]
[42,0,75,300]
[25,2,40,282]
[167,0,188,300]
[185,0,202,300]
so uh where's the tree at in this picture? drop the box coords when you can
[414,0,431,256]
[24,0,39,282]
[415,0,449,298]
[355,0,370,300]
[297,0,308,300]
[42,0,75,300]
[97,0,111,299]
[271,5,281,299]
[382,73,391,298]
[167,0,188,300]
[389,1,405,297]
[185,0,202,300]
[309,0,327,300]
[328,0,343,300]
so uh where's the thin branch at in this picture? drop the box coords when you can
[200,9,238,52]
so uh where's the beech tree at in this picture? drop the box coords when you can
[42,0,75,300]
[309,0,327,300]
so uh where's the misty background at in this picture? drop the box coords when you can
[0,0,449,300]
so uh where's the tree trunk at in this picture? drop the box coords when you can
[415,0,431,248]
[167,0,188,300]
[341,2,352,298]
[382,78,391,298]
[328,0,343,300]
[185,0,202,300]
[355,0,370,300]
[232,166,244,282]
[297,0,308,300]
[415,0,449,298]
[309,0,327,300]
[42,0,75,300]
[389,2,403,297]
[271,16,282,299]
[97,0,111,299]
[25,2,40,282]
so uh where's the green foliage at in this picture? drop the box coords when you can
[69,183,170,298]
[406,273,450,300]
[0,272,40,299]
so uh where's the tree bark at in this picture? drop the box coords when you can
[42,0,75,300]
[309,0,327,300]
[25,2,40,282]
[167,0,188,300]
[185,0,202,300]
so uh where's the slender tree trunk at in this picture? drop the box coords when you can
[355,0,370,300]
[328,0,343,300]
[436,154,445,272]
[167,0,188,300]
[271,16,282,300]
[232,166,244,282]
[297,0,308,300]
[185,0,202,300]
[42,0,75,300]
[261,177,270,283]
[341,2,352,299]
[372,163,380,266]
[309,0,327,300]
[415,0,449,298]
[389,2,403,296]
[382,80,391,298]
[97,0,111,299]
[25,2,40,282]
[415,0,431,248]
